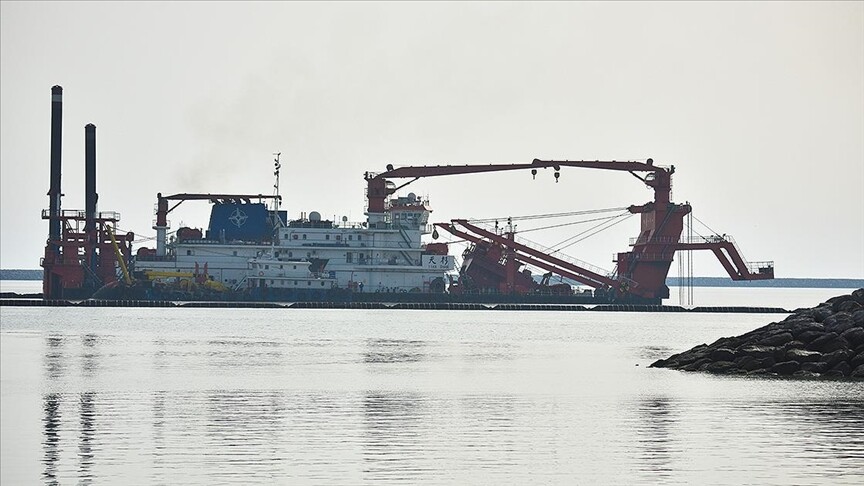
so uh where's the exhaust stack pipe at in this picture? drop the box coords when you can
[85,123,98,231]
[48,85,63,247]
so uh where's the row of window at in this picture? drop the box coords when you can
[345,252,368,263]
[262,264,299,270]
[260,279,327,287]
[290,234,363,241]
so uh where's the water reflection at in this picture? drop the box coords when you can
[77,392,96,484]
[634,397,677,480]
[635,346,678,361]
[80,334,100,377]
[151,390,166,484]
[461,341,517,362]
[201,391,287,480]
[9,308,864,485]
[204,339,284,369]
[42,393,61,484]
[362,392,428,480]
[768,399,864,462]
[44,335,64,380]
[363,339,426,364]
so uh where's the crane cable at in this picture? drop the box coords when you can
[689,214,726,241]
[549,211,635,254]
[516,213,630,235]
[468,206,628,224]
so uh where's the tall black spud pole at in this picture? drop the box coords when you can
[48,85,63,249]
[84,123,97,232]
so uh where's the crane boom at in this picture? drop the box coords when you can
[365,158,670,213]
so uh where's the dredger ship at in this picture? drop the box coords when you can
[39,86,775,304]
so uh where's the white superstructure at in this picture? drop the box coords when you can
[134,193,455,294]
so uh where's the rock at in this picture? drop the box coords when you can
[710,348,736,362]
[839,300,862,313]
[782,340,806,352]
[649,358,668,368]
[850,351,864,369]
[738,345,778,360]
[792,370,821,379]
[786,348,822,363]
[770,361,800,375]
[760,332,794,346]
[757,357,776,369]
[841,327,864,347]
[786,320,824,337]
[813,306,834,323]
[823,369,847,379]
[671,345,710,366]
[830,361,851,376]
[797,330,824,343]
[809,332,849,354]
[651,289,864,380]
[821,349,851,368]
[829,295,858,312]
[824,313,855,334]
[682,358,711,372]
[734,355,762,371]
[704,361,737,374]
[800,361,829,373]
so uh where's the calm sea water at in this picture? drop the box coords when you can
[2,287,863,484]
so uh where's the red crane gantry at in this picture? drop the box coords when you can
[365,159,774,303]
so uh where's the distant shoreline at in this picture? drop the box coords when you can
[3,269,862,289]
[665,277,864,289]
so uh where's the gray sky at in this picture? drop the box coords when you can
[1,1,862,278]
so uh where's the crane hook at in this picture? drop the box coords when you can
[531,169,537,180]
[554,171,560,183]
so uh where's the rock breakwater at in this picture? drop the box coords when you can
[650,289,864,379]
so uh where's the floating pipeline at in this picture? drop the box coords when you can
[0,297,790,313]
[650,288,864,379]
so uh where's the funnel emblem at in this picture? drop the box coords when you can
[228,208,248,228]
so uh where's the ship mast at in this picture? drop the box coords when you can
[271,152,283,229]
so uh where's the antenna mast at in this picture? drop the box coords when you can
[272,152,283,228]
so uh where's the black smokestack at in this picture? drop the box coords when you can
[85,123,97,232]
[48,85,63,246]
